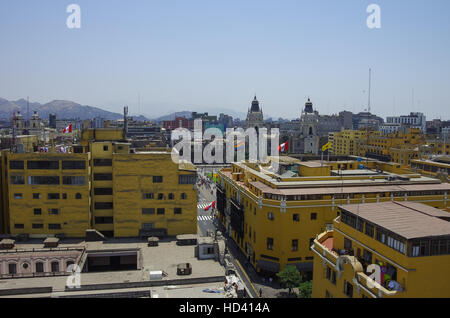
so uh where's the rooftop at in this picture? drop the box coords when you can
[338,202,450,240]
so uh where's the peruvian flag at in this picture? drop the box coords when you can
[278,141,288,153]
[63,124,72,134]
[204,201,216,211]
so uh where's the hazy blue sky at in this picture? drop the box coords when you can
[1,0,449,119]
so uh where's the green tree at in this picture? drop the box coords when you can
[298,280,313,298]
[276,265,303,296]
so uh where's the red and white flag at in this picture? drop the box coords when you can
[63,124,72,134]
[204,201,216,211]
[278,141,288,153]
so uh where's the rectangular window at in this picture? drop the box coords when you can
[344,281,354,298]
[94,188,113,195]
[268,212,274,221]
[48,193,60,200]
[267,238,274,250]
[48,224,61,230]
[14,193,23,199]
[365,223,374,238]
[28,176,60,185]
[95,217,114,224]
[174,208,182,215]
[292,239,299,251]
[93,159,112,167]
[142,223,154,230]
[14,224,24,229]
[94,202,113,210]
[33,193,41,199]
[27,161,59,170]
[62,161,86,170]
[94,173,113,181]
[356,218,364,232]
[63,176,86,185]
[293,214,300,222]
[32,224,44,229]
[9,160,24,170]
[153,176,163,183]
[344,238,352,251]
[49,209,59,215]
[34,208,42,215]
[10,176,25,185]
[62,193,67,199]
[179,174,196,184]
[157,208,165,215]
[311,213,317,220]
[103,146,109,151]
[142,193,154,199]
[8,263,17,274]
[142,208,155,215]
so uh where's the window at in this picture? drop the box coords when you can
[267,238,274,250]
[179,174,196,184]
[94,202,113,210]
[356,218,364,232]
[62,193,67,199]
[51,262,60,273]
[32,224,43,229]
[94,188,113,195]
[157,193,165,200]
[344,280,354,298]
[331,271,336,285]
[34,208,42,215]
[363,250,373,264]
[309,238,315,248]
[103,146,109,151]
[365,223,374,238]
[9,160,24,170]
[293,214,300,222]
[33,193,41,199]
[344,238,352,251]
[28,176,60,185]
[94,159,112,166]
[48,224,61,230]
[62,161,86,170]
[35,262,44,273]
[63,176,86,185]
[142,193,154,199]
[8,263,17,275]
[311,213,317,220]
[168,193,174,200]
[157,208,165,215]
[14,224,24,229]
[268,212,274,221]
[94,173,112,181]
[142,208,155,215]
[14,193,23,199]
[95,217,114,224]
[174,208,182,215]
[142,223,154,230]
[27,161,59,170]
[181,193,187,200]
[49,209,59,215]
[10,176,25,184]
[75,193,82,199]
[48,193,60,200]
[153,176,163,183]
[292,239,299,251]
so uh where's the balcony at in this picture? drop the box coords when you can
[312,231,405,298]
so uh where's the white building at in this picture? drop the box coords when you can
[386,112,426,133]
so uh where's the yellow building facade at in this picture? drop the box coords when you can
[311,202,450,298]
[0,129,198,238]
[217,156,450,275]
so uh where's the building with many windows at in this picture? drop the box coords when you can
[0,128,197,238]
[311,202,450,298]
[216,156,450,276]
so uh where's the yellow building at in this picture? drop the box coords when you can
[411,156,450,182]
[0,128,198,238]
[332,130,380,156]
[311,202,450,298]
[216,156,450,275]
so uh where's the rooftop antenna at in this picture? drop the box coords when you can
[26,96,30,134]
[368,68,372,113]
[123,105,129,139]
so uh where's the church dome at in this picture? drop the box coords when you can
[304,98,314,113]
[250,96,261,112]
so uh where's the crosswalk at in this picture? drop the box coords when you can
[197,202,211,210]
[197,215,213,221]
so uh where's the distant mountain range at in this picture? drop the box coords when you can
[0,98,128,121]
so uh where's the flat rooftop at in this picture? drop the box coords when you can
[338,202,450,240]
